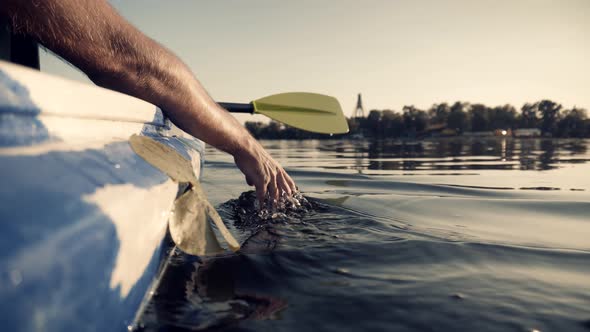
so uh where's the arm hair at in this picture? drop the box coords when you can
[0,0,254,156]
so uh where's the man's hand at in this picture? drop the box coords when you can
[233,138,296,206]
[0,0,298,204]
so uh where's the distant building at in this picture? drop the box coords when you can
[463,131,494,137]
[514,128,541,137]
[493,129,511,137]
[462,129,512,137]
[419,123,454,137]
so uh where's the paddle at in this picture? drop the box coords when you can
[220,92,349,134]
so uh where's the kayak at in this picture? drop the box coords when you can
[0,60,206,331]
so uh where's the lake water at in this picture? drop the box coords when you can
[139,138,590,332]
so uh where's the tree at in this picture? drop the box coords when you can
[347,117,361,134]
[520,103,539,128]
[245,121,265,138]
[447,102,470,133]
[247,99,589,139]
[402,105,427,136]
[490,104,517,129]
[366,110,382,137]
[557,107,587,138]
[428,103,450,125]
[469,104,490,131]
[381,110,404,137]
[536,100,562,136]
[262,121,282,139]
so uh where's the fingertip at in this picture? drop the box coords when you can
[284,186,292,197]
[278,173,292,196]
[256,185,266,207]
[286,174,297,193]
[278,170,293,192]
[269,181,279,203]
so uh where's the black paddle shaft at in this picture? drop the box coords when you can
[218,102,255,114]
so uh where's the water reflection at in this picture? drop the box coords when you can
[308,138,589,172]
[204,138,590,190]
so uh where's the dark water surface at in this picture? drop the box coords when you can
[140,138,590,332]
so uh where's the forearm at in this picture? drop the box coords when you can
[89,38,254,156]
[2,0,297,202]
[1,0,255,155]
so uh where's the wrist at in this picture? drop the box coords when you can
[230,133,259,159]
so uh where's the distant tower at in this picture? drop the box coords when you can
[354,93,365,118]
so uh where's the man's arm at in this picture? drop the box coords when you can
[0,0,295,203]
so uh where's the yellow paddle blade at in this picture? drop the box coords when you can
[252,92,349,134]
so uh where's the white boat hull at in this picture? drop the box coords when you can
[0,61,205,331]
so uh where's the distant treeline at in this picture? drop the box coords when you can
[245,100,589,139]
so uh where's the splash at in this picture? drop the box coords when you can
[220,190,315,230]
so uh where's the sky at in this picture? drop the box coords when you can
[41,0,590,122]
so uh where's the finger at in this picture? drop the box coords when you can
[281,169,297,193]
[245,175,254,186]
[255,178,268,208]
[268,174,279,204]
[277,171,292,197]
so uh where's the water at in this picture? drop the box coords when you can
[139,138,590,332]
